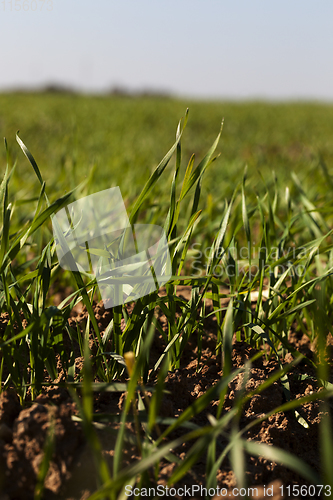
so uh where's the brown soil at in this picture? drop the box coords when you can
[0,286,332,499]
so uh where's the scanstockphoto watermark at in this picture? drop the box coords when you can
[52,188,171,310]
[1,0,53,11]
[124,484,276,497]
[189,243,318,279]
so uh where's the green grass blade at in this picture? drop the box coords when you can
[16,132,44,187]
[129,111,188,223]
[243,440,320,484]
[222,298,234,375]
[179,121,223,201]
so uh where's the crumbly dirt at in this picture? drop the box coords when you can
[0,388,83,500]
[0,286,332,499]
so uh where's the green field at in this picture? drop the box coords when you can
[2,92,333,200]
[1,92,333,498]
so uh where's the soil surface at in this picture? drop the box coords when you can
[0,286,332,499]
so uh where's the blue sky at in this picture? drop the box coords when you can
[1,0,333,100]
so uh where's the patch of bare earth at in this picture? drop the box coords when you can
[0,286,332,499]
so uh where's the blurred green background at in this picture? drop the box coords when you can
[1,92,333,232]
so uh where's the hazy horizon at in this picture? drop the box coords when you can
[1,1,333,101]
